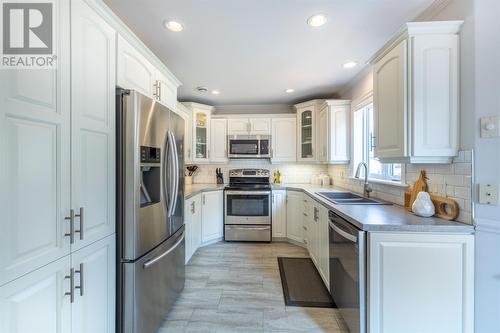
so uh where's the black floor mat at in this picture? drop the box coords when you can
[277,257,336,308]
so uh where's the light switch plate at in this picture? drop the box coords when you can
[480,116,500,138]
[478,184,500,205]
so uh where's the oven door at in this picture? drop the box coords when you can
[228,139,259,158]
[225,191,271,225]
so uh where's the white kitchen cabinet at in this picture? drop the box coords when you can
[210,119,228,163]
[71,0,116,252]
[318,100,350,164]
[0,0,71,286]
[0,256,71,333]
[117,35,155,97]
[71,235,115,333]
[184,103,214,163]
[368,232,474,333]
[201,191,223,243]
[177,103,193,164]
[272,190,287,238]
[317,205,329,287]
[309,205,320,266]
[286,191,303,243]
[372,21,462,163]
[185,194,202,263]
[271,117,296,163]
[227,117,271,135]
[302,195,313,249]
[154,69,178,111]
[295,100,324,162]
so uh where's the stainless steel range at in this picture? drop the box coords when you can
[224,169,271,242]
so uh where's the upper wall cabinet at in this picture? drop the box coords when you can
[271,117,296,163]
[372,21,463,164]
[227,118,271,136]
[210,119,228,163]
[183,103,214,163]
[318,100,350,164]
[117,36,180,110]
[295,100,323,162]
[177,103,193,164]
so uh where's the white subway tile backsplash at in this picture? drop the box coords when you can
[327,150,473,224]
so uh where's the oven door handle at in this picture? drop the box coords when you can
[329,221,358,243]
[225,191,271,195]
[226,226,270,231]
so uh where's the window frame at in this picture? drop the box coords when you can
[351,93,405,185]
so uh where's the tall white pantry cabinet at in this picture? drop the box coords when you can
[0,1,116,332]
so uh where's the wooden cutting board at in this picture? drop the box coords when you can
[408,170,428,212]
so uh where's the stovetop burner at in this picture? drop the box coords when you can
[225,168,270,191]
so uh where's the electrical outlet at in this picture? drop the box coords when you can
[478,184,500,205]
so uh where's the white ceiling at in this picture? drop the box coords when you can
[104,0,435,106]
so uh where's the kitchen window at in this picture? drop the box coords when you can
[352,99,402,183]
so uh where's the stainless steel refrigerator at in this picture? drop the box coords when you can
[116,89,185,333]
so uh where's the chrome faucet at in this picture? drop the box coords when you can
[354,162,373,198]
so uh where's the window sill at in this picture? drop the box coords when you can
[348,177,409,188]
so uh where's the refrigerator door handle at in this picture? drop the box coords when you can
[143,231,185,269]
[167,131,177,217]
[170,131,180,217]
[163,131,171,215]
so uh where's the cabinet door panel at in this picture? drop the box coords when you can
[155,70,178,111]
[297,108,315,161]
[192,195,202,251]
[271,118,296,162]
[117,36,155,97]
[193,110,210,162]
[201,192,223,243]
[318,108,328,162]
[286,192,303,242]
[227,118,249,135]
[0,0,71,285]
[368,232,474,333]
[250,118,271,135]
[0,256,71,332]
[210,119,227,163]
[331,105,350,162]
[71,0,116,251]
[71,235,115,333]
[374,40,407,159]
[272,191,286,238]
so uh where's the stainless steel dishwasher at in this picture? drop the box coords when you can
[329,211,366,333]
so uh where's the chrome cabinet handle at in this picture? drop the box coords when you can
[74,207,83,240]
[303,212,308,217]
[187,148,191,159]
[153,80,161,100]
[65,209,75,244]
[75,263,84,296]
[303,226,307,230]
[207,149,210,159]
[191,201,195,214]
[202,194,206,205]
[65,268,75,303]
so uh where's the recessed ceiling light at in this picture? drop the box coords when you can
[164,20,184,32]
[307,14,328,27]
[211,90,220,95]
[343,61,358,68]
[196,86,208,93]
[285,88,295,93]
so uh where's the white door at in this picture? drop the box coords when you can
[192,195,202,252]
[297,108,316,161]
[373,40,407,160]
[116,35,155,97]
[227,118,249,135]
[0,0,71,285]
[249,118,271,135]
[271,118,296,163]
[210,119,228,163]
[71,0,116,251]
[286,191,303,243]
[201,191,223,243]
[318,205,329,287]
[71,235,115,333]
[184,196,195,263]
[193,110,211,162]
[317,107,328,162]
[272,191,287,238]
[0,256,71,332]
[330,105,350,163]
[368,232,474,333]
[154,70,178,111]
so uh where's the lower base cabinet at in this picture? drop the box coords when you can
[0,235,115,333]
[368,232,474,333]
[272,190,287,238]
[185,194,202,264]
[286,191,303,242]
[201,191,223,243]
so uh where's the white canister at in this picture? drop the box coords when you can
[321,175,330,186]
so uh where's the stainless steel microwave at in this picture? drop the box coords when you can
[227,135,271,159]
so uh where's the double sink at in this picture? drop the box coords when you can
[316,192,392,205]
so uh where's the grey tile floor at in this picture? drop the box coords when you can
[157,241,349,333]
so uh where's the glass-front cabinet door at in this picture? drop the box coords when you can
[193,109,210,162]
[297,106,316,161]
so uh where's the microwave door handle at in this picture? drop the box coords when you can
[329,221,358,243]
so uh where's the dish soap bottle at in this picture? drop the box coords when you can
[274,170,281,185]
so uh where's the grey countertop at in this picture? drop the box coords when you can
[184,183,474,233]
